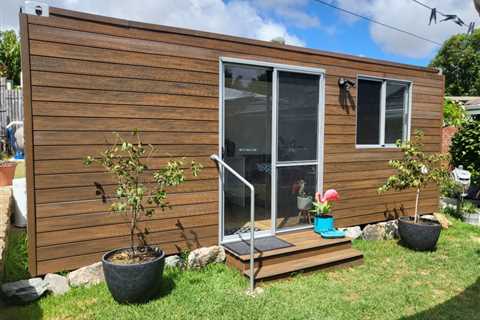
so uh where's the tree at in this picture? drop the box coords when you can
[378,131,449,223]
[0,30,21,86]
[84,131,202,258]
[429,29,480,96]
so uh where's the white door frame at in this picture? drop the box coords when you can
[218,57,326,243]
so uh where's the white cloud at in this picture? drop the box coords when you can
[334,0,478,58]
[0,0,305,46]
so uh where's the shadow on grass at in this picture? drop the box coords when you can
[0,298,43,320]
[401,277,480,320]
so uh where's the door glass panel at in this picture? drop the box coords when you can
[356,79,382,145]
[223,63,272,237]
[277,71,319,162]
[385,82,408,144]
[276,165,317,230]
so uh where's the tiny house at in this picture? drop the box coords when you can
[20,7,443,276]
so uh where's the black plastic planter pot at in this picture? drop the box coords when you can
[398,216,442,251]
[102,246,165,304]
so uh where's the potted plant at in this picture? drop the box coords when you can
[293,179,312,211]
[0,151,17,186]
[309,189,341,235]
[378,131,449,251]
[84,131,201,303]
[461,201,480,226]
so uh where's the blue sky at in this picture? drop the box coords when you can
[2,0,478,67]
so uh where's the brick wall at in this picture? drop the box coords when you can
[442,126,458,154]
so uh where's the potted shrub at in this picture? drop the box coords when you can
[461,201,480,226]
[293,179,313,211]
[378,131,449,251]
[0,151,17,186]
[84,131,201,303]
[309,189,341,235]
[440,177,463,209]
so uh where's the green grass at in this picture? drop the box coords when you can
[1,228,29,284]
[1,218,479,320]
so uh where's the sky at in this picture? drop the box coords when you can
[1,0,478,67]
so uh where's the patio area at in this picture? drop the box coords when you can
[2,216,478,320]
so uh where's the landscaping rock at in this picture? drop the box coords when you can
[67,262,104,287]
[378,220,399,240]
[44,273,70,295]
[433,212,452,229]
[340,226,362,239]
[1,278,48,302]
[362,224,385,240]
[187,246,226,269]
[165,255,183,268]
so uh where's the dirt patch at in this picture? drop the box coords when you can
[107,247,160,265]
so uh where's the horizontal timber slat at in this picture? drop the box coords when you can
[31,71,218,97]
[32,101,218,120]
[37,202,219,232]
[37,213,218,246]
[36,190,219,218]
[30,55,218,85]
[35,168,218,189]
[34,157,216,175]
[34,131,218,146]
[34,145,218,160]
[32,87,217,109]
[36,236,218,274]
[35,179,218,203]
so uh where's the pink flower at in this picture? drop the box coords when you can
[322,189,340,202]
[315,192,322,203]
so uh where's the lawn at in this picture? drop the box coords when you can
[1,217,479,320]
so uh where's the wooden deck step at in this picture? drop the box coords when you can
[243,248,363,280]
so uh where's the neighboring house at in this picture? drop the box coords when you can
[446,96,480,121]
[20,7,443,276]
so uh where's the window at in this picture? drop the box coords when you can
[356,77,410,147]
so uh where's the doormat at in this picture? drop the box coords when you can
[223,236,293,256]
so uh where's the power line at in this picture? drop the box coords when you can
[312,0,443,46]
[411,0,472,30]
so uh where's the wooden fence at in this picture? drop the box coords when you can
[0,77,24,148]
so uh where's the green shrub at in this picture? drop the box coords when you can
[440,177,463,198]
[443,98,466,127]
[461,201,478,215]
[450,121,480,185]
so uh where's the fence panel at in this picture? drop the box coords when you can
[0,77,24,150]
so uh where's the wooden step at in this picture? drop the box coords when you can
[242,248,363,280]
[227,234,353,261]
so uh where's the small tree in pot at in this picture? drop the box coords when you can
[84,131,201,303]
[378,131,449,251]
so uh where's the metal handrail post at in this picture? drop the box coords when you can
[210,154,255,293]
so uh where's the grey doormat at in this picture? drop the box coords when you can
[223,236,293,256]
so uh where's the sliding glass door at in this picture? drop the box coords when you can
[221,59,324,242]
[274,71,321,231]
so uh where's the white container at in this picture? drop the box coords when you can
[463,212,480,226]
[12,178,27,227]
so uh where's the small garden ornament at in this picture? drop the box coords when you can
[310,189,344,238]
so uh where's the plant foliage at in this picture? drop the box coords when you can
[450,120,480,186]
[84,131,202,257]
[430,29,480,96]
[379,131,449,222]
[0,30,21,86]
[443,98,466,127]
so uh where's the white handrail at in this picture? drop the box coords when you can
[210,154,255,293]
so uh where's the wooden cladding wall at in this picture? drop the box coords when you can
[21,8,443,275]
